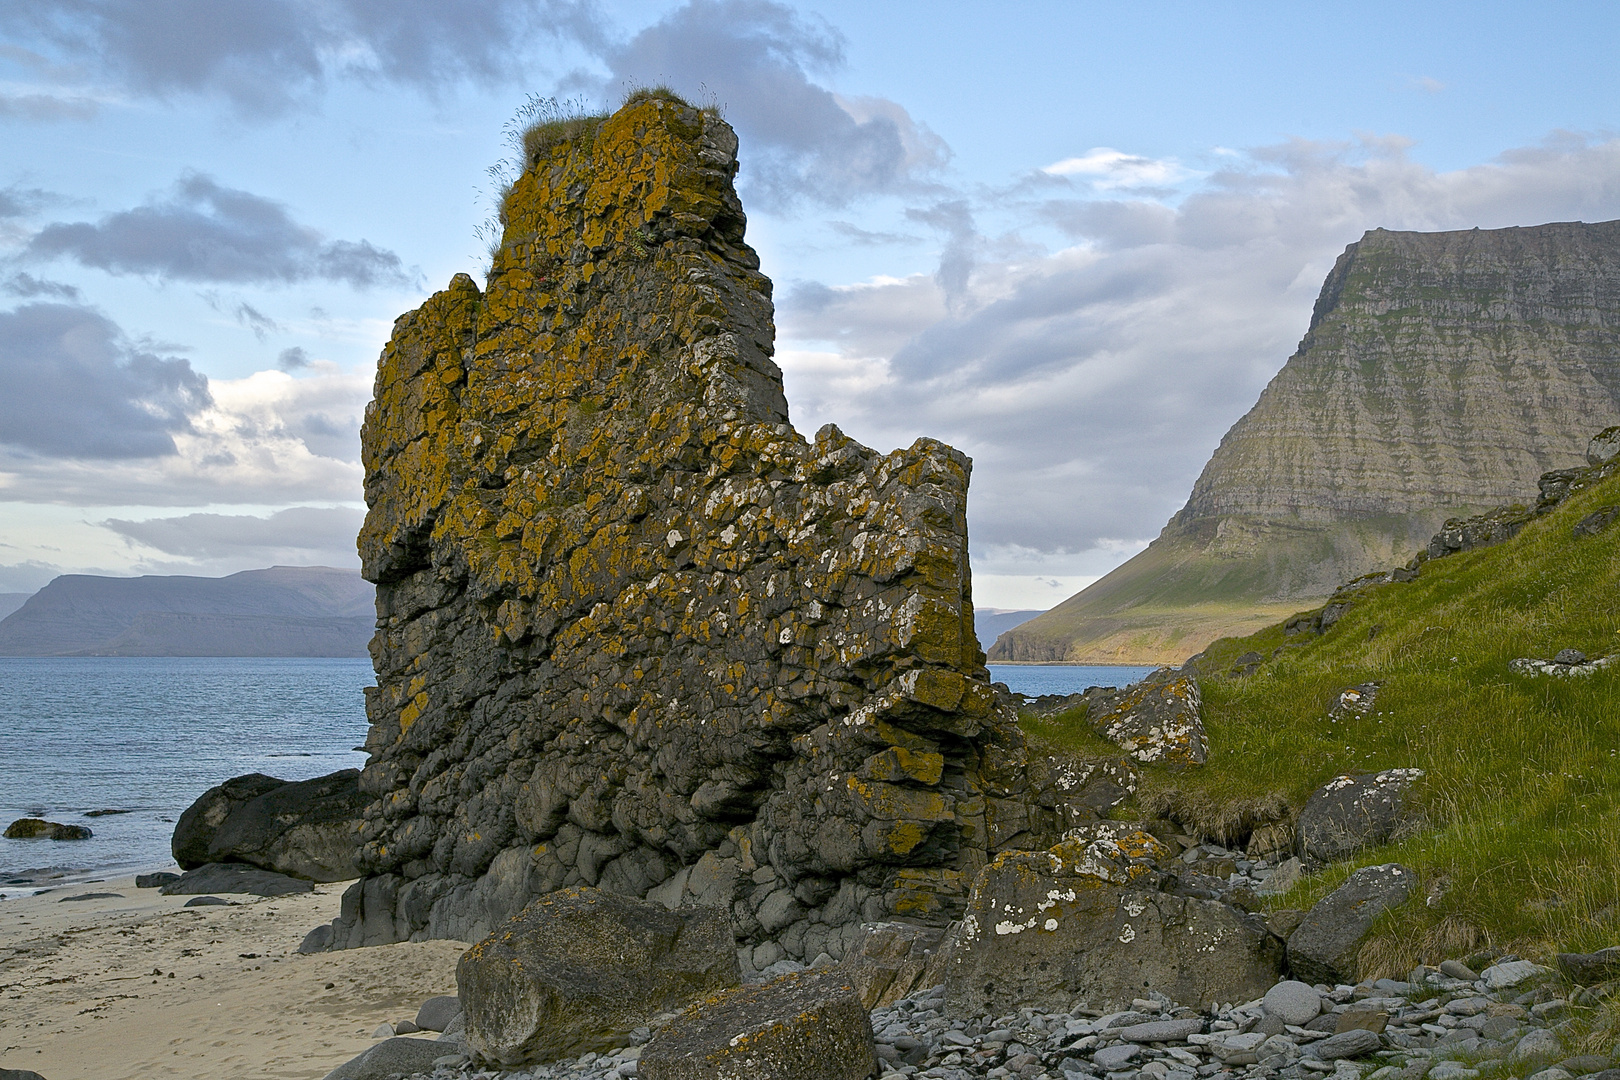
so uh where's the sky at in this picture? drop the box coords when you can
[1,2,1619,609]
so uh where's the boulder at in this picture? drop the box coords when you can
[1309,1028,1382,1060]
[1573,506,1620,538]
[172,770,368,881]
[1262,980,1322,1024]
[1257,856,1305,897]
[4,818,91,840]
[1,1070,49,1080]
[1483,959,1552,990]
[171,773,287,866]
[942,832,1282,1016]
[1588,426,1620,466]
[1286,863,1418,984]
[1558,947,1620,985]
[135,872,180,888]
[456,887,739,1066]
[159,862,314,897]
[1084,671,1207,766]
[638,969,877,1080]
[838,921,949,1009]
[1295,769,1424,863]
[320,1036,448,1080]
[415,995,461,1032]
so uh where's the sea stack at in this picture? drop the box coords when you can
[329,96,1051,958]
[996,220,1620,664]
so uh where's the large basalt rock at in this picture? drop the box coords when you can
[455,886,739,1066]
[172,773,287,866]
[334,95,1055,955]
[639,970,877,1080]
[1286,863,1418,985]
[173,770,367,881]
[942,832,1282,1016]
[1295,768,1423,863]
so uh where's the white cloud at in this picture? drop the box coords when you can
[0,364,369,506]
[1042,147,1195,189]
[779,132,1620,568]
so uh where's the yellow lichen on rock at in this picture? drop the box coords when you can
[333,98,1061,957]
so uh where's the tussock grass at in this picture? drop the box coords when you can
[1023,469,1620,969]
[516,95,609,163]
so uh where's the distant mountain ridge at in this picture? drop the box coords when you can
[994,219,1620,664]
[0,566,374,657]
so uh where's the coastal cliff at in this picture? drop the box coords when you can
[995,220,1620,664]
[335,97,1059,959]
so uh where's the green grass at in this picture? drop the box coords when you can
[1023,468,1620,973]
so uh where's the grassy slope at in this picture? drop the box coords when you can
[1025,468,1620,973]
[991,512,1448,664]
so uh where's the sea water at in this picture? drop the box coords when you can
[0,657,371,895]
[987,663,1156,697]
[0,657,1154,897]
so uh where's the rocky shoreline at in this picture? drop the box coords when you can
[323,957,1611,1080]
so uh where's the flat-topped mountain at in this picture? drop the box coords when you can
[0,566,373,656]
[995,220,1620,664]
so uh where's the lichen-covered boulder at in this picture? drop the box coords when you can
[174,770,369,881]
[337,94,1050,956]
[1295,769,1423,863]
[1286,863,1418,985]
[1084,671,1207,766]
[455,887,739,1066]
[639,969,876,1080]
[942,832,1281,1016]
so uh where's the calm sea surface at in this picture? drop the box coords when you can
[987,664,1155,697]
[0,657,1150,897]
[0,657,371,895]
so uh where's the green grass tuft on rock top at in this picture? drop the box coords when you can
[1026,468,1620,973]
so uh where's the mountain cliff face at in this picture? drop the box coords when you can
[0,566,372,656]
[994,220,1620,664]
[333,98,1062,958]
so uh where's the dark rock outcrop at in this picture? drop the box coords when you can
[455,887,738,1066]
[1286,863,1418,984]
[333,96,1056,956]
[1557,947,1620,985]
[173,770,367,882]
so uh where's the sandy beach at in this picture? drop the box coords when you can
[0,872,466,1080]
